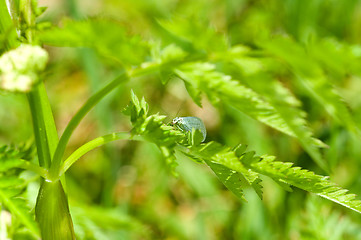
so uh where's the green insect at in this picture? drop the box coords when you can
[171,117,207,142]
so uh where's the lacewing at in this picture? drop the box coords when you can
[171,117,207,142]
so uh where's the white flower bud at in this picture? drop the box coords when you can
[0,44,48,92]
[0,54,15,73]
[1,73,33,92]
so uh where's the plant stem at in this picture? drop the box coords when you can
[19,160,48,178]
[27,83,57,168]
[0,0,18,49]
[27,82,75,240]
[49,72,128,179]
[58,132,133,178]
[48,52,207,180]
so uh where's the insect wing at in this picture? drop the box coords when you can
[182,117,207,142]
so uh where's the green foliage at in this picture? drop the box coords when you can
[71,205,147,239]
[2,0,361,239]
[174,62,328,171]
[155,17,228,53]
[259,36,360,136]
[0,144,39,238]
[38,19,149,66]
[123,90,184,174]
[299,196,361,240]
[123,92,261,200]
[0,1,18,50]
[205,160,249,202]
[246,155,361,213]
[0,145,27,171]
[123,92,361,214]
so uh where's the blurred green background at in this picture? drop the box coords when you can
[3,0,361,239]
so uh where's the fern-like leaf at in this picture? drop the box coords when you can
[0,144,40,237]
[0,185,39,237]
[122,92,361,213]
[205,160,248,202]
[175,62,328,170]
[260,36,360,137]
[246,155,361,213]
[123,91,184,174]
[179,141,263,200]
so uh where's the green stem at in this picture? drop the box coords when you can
[49,72,128,178]
[0,0,18,49]
[19,160,48,178]
[27,77,76,240]
[27,83,58,168]
[48,52,208,179]
[58,132,133,178]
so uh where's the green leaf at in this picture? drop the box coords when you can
[247,155,361,213]
[183,81,202,107]
[157,17,228,53]
[122,92,360,213]
[307,38,361,77]
[205,160,248,201]
[0,1,19,50]
[0,176,24,188]
[71,204,147,239]
[123,91,184,174]
[182,137,361,213]
[175,62,329,171]
[260,36,360,137]
[38,18,149,65]
[0,188,40,238]
[296,74,359,136]
[0,144,40,237]
[0,144,32,171]
[0,158,24,171]
[180,141,263,200]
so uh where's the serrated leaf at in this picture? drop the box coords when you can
[175,62,329,171]
[205,160,247,202]
[184,81,202,107]
[123,91,184,174]
[260,36,360,138]
[275,179,293,192]
[159,44,188,63]
[296,75,359,136]
[233,144,248,158]
[0,144,39,237]
[181,141,263,200]
[249,155,361,213]
[240,151,257,165]
[0,144,35,163]
[0,188,40,238]
[123,93,361,212]
[251,178,264,199]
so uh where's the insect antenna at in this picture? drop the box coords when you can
[169,102,186,124]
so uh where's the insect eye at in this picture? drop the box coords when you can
[172,117,180,125]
